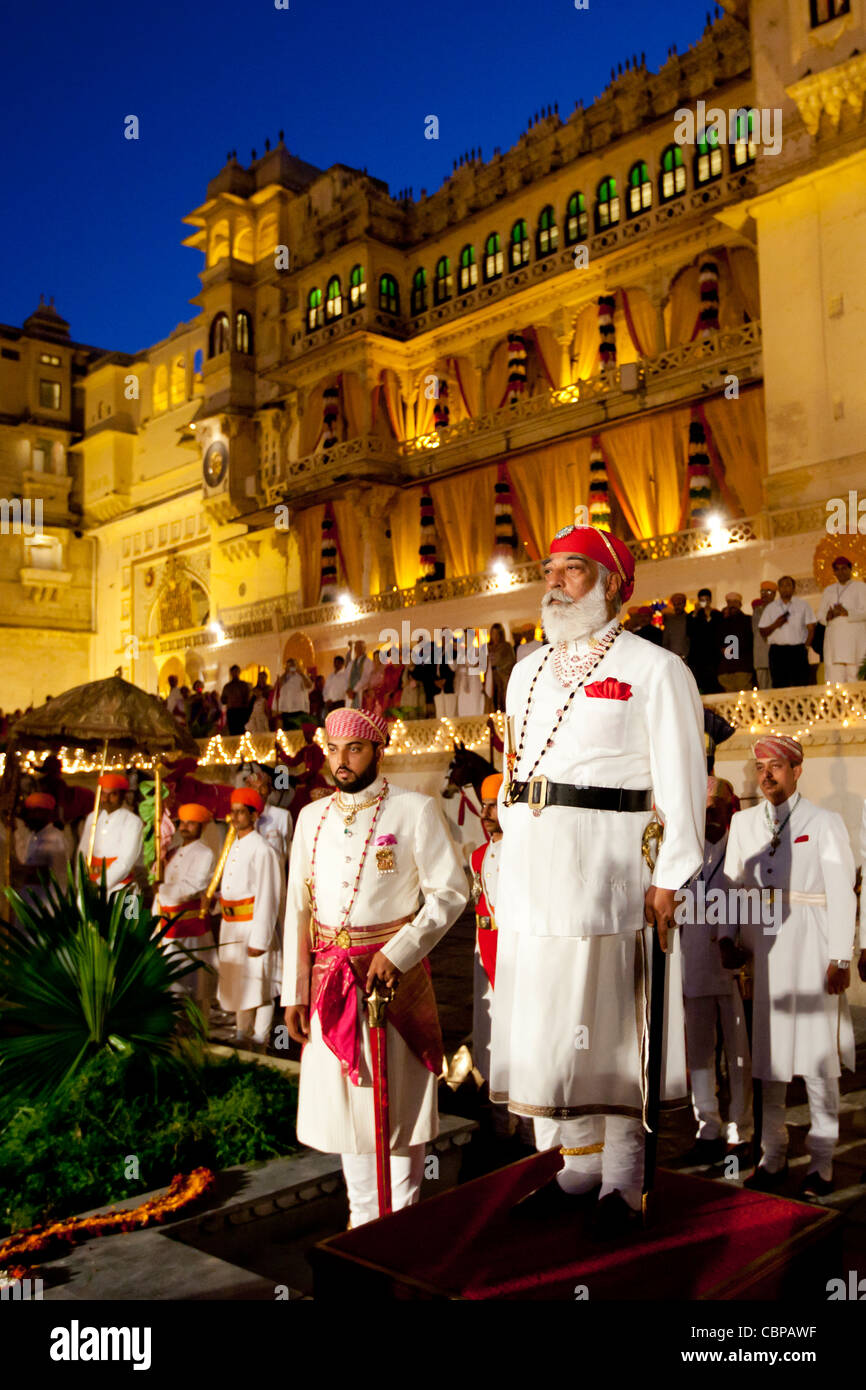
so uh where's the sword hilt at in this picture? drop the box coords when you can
[365,979,397,1028]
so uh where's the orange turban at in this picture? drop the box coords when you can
[177,803,211,823]
[98,773,129,791]
[480,773,503,802]
[24,792,56,811]
[231,787,264,814]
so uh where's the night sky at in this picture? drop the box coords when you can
[1,0,711,355]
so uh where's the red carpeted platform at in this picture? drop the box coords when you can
[311,1150,840,1301]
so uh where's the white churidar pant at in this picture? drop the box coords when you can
[684,993,753,1144]
[760,1077,839,1180]
[341,1144,426,1226]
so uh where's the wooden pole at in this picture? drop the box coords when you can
[153,761,163,884]
[86,739,109,873]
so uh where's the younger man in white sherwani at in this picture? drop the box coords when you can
[283,707,467,1228]
[77,774,143,895]
[491,524,706,1238]
[215,787,283,1049]
[816,555,866,683]
[679,777,752,1165]
[153,802,216,1026]
[720,735,856,1198]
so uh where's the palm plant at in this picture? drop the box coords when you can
[0,858,208,1105]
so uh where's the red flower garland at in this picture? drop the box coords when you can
[0,1168,216,1281]
[598,295,616,368]
[588,435,612,531]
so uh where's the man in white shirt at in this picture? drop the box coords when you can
[77,774,144,896]
[153,802,216,1024]
[816,555,866,682]
[344,640,374,710]
[679,776,752,1166]
[323,655,349,713]
[276,659,312,728]
[283,706,467,1228]
[12,792,71,911]
[166,675,185,721]
[759,576,815,689]
[720,735,856,1199]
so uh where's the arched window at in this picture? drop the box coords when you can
[379,274,399,314]
[233,219,254,263]
[153,364,168,413]
[434,257,452,305]
[256,213,278,262]
[732,110,757,168]
[509,219,530,270]
[411,267,428,315]
[659,146,686,202]
[170,356,185,406]
[235,310,252,354]
[565,193,588,245]
[695,128,723,184]
[484,233,503,282]
[326,275,342,321]
[595,177,620,232]
[208,220,230,267]
[349,264,366,309]
[627,162,652,216]
[536,205,559,257]
[458,245,477,292]
[208,313,230,357]
[307,288,323,331]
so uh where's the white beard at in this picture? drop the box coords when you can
[541,574,611,644]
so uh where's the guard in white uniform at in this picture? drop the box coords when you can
[12,792,71,911]
[816,554,866,682]
[490,524,705,1238]
[679,777,752,1163]
[720,735,856,1199]
[217,787,283,1048]
[77,773,143,896]
[283,706,467,1228]
[153,802,216,1024]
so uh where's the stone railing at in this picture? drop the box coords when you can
[704,682,866,736]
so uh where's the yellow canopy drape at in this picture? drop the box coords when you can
[506,441,592,556]
[571,303,599,380]
[341,371,366,437]
[293,505,324,607]
[430,466,498,575]
[599,409,690,539]
[701,387,766,518]
[298,381,328,456]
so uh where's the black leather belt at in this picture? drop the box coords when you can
[514,778,653,812]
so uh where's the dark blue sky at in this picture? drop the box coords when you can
[0,0,711,355]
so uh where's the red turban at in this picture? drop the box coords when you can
[753,735,803,766]
[177,803,211,823]
[324,707,389,746]
[231,787,264,814]
[98,773,129,791]
[24,792,56,811]
[548,525,635,602]
[480,773,503,802]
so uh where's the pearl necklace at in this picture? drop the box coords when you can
[504,623,622,806]
[308,779,389,937]
[552,621,621,689]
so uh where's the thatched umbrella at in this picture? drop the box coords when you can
[3,677,199,904]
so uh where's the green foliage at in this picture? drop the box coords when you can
[0,859,205,1104]
[0,1050,299,1237]
[137,779,170,880]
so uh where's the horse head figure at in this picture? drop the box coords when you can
[443,740,496,802]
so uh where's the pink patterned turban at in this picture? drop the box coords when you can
[753,735,803,766]
[324,707,389,746]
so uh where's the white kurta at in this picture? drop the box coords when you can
[721,794,856,1082]
[816,579,866,672]
[77,807,144,894]
[14,820,70,883]
[282,775,467,1154]
[153,839,216,996]
[256,804,292,865]
[217,830,282,1012]
[490,621,706,1119]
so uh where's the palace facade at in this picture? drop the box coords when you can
[0,0,864,709]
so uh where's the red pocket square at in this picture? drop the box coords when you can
[584,678,632,701]
[794,834,809,843]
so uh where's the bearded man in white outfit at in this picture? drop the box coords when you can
[490,524,706,1239]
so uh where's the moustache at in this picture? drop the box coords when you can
[542,592,574,606]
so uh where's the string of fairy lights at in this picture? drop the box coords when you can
[1,688,864,778]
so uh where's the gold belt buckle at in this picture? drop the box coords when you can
[527,775,549,815]
[334,928,352,949]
